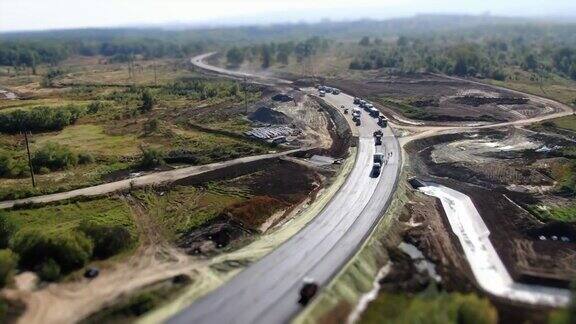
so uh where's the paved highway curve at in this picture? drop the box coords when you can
[168,54,401,324]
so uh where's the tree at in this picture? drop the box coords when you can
[31,142,78,172]
[359,36,371,46]
[139,90,155,113]
[523,54,538,71]
[261,45,272,69]
[226,47,244,67]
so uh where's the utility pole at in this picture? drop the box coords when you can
[23,131,36,188]
[244,76,248,114]
[153,63,158,86]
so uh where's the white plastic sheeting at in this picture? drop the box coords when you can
[419,183,571,307]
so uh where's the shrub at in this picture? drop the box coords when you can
[10,229,93,274]
[0,249,18,288]
[38,258,61,282]
[78,152,94,165]
[143,119,160,135]
[79,221,133,259]
[31,142,78,172]
[139,90,155,113]
[139,147,165,169]
[0,105,84,134]
[0,151,15,177]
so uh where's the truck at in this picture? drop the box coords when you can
[373,130,383,145]
[378,115,388,127]
[372,153,385,177]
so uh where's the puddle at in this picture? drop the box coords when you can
[398,242,441,282]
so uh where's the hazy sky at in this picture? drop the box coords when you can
[1,0,576,32]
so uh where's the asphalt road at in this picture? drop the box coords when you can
[169,55,401,324]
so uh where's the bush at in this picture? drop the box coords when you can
[10,229,93,274]
[0,249,18,288]
[32,142,78,172]
[0,105,84,134]
[143,119,160,135]
[79,221,133,259]
[139,147,165,169]
[139,90,155,113]
[38,258,61,282]
[78,152,94,165]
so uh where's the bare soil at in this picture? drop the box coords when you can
[326,73,561,123]
[406,129,576,288]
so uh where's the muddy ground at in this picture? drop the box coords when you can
[326,73,562,123]
[173,157,329,255]
[406,128,576,287]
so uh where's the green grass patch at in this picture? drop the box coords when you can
[34,124,141,157]
[528,204,576,223]
[375,96,434,120]
[136,185,248,240]
[550,115,576,132]
[2,197,136,237]
[360,287,497,324]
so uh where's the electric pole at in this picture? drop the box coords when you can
[244,76,248,114]
[153,63,158,86]
[23,131,36,188]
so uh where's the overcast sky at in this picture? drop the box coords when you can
[1,0,576,32]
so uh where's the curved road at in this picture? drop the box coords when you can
[168,55,401,323]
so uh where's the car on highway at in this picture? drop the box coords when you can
[353,97,360,104]
[319,90,325,97]
[333,88,340,95]
[84,267,100,279]
[378,115,388,127]
[298,279,318,306]
[371,153,385,177]
[344,108,349,114]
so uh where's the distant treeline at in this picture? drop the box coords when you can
[0,38,206,69]
[226,36,330,68]
[349,34,576,80]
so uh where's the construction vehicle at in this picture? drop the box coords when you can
[299,279,319,305]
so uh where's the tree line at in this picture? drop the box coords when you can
[226,37,330,68]
[349,35,576,81]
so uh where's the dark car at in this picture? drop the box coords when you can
[84,267,100,279]
[272,94,294,102]
[298,281,319,305]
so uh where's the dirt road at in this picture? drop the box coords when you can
[0,148,309,210]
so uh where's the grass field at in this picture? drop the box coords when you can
[360,288,497,324]
[137,185,248,240]
[549,114,576,132]
[2,197,136,237]
[488,68,576,106]
[34,124,141,157]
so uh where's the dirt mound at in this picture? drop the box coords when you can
[224,195,289,229]
[453,96,529,107]
[248,106,291,125]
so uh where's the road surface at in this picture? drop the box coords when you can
[168,55,401,324]
[0,148,307,210]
